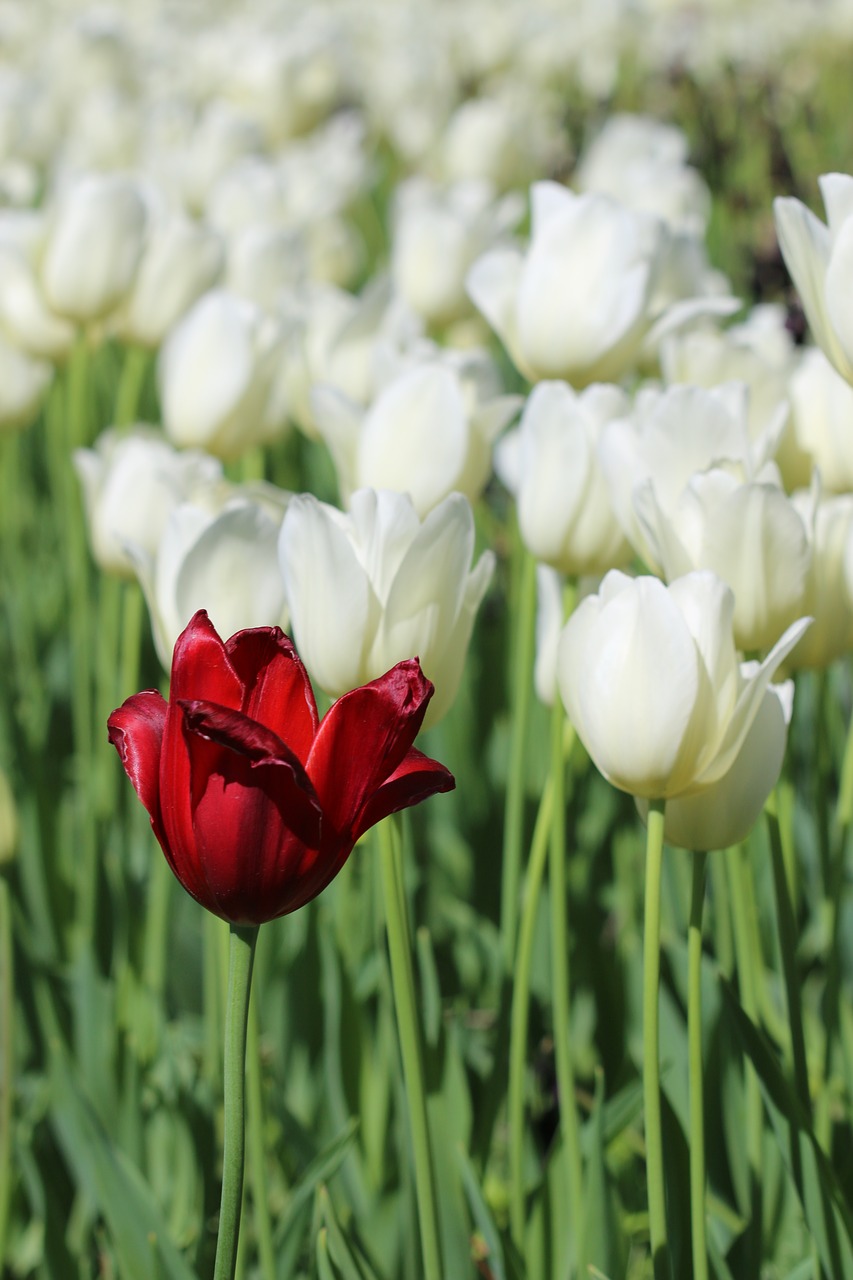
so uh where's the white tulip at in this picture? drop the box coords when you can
[278,488,494,726]
[635,677,794,851]
[0,241,75,360]
[467,183,663,385]
[0,332,52,431]
[73,427,223,578]
[312,351,520,516]
[786,489,853,671]
[787,347,853,493]
[557,570,807,843]
[576,114,711,235]
[116,210,224,349]
[159,289,288,459]
[774,174,853,385]
[40,173,147,322]
[131,492,289,670]
[508,381,633,575]
[659,305,794,447]
[391,177,523,329]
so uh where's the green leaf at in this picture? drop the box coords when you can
[46,1036,196,1280]
[723,982,853,1278]
[584,1068,626,1278]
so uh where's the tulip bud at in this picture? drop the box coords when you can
[74,427,224,578]
[41,173,147,322]
[312,353,520,517]
[158,289,288,460]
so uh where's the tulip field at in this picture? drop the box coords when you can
[4,3,853,1279]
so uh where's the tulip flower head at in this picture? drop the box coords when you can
[557,570,809,849]
[108,611,454,924]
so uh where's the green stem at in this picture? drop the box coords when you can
[643,799,669,1280]
[0,877,12,1264]
[509,771,554,1248]
[119,580,145,707]
[766,793,810,1114]
[378,818,442,1280]
[547,708,584,1275]
[688,851,709,1280]
[727,846,763,1267]
[213,923,259,1280]
[500,548,537,972]
[246,995,276,1280]
[113,344,150,428]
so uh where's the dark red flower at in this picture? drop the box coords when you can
[108,610,455,924]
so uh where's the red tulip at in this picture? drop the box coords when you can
[108,610,455,924]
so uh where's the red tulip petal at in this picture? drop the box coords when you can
[352,747,455,841]
[307,658,434,838]
[107,690,168,845]
[179,699,322,847]
[225,627,318,762]
[169,610,243,709]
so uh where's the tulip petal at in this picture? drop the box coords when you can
[773,196,851,379]
[178,699,322,846]
[307,658,435,837]
[279,494,371,696]
[353,747,455,840]
[169,609,243,708]
[225,627,319,763]
[107,690,168,842]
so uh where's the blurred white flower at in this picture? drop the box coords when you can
[468,182,733,387]
[391,177,523,329]
[576,114,711,235]
[277,281,422,438]
[312,347,520,515]
[500,381,633,575]
[74,427,223,578]
[787,347,853,493]
[115,207,224,349]
[599,383,809,651]
[775,174,853,384]
[558,569,807,848]
[787,488,853,671]
[660,305,794,446]
[40,173,148,323]
[278,487,494,726]
[437,91,565,192]
[0,232,75,360]
[159,288,289,459]
[0,331,52,431]
[132,489,289,670]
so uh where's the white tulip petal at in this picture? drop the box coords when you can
[558,574,701,797]
[278,494,370,694]
[773,196,851,378]
[636,680,792,851]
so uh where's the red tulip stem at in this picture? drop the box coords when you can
[379,817,443,1280]
[213,922,259,1280]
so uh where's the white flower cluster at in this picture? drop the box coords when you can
[8,0,853,854]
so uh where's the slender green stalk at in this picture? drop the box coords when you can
[835,702,853,831]
[547,706,584,1275]
[113,344,150,427]
[765,793,810,1114]
[727,846,763,1269]
[0,878,12,1265]
[119,580,145,707]
[501,548,537,971]
[142,857,172,1000]
[378,818,442,1280]
[688,851,709,1280]
[213,923,259,1280]
[643,799,669,1280]
[246,997,276,1280]
[508,772,554,1248]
